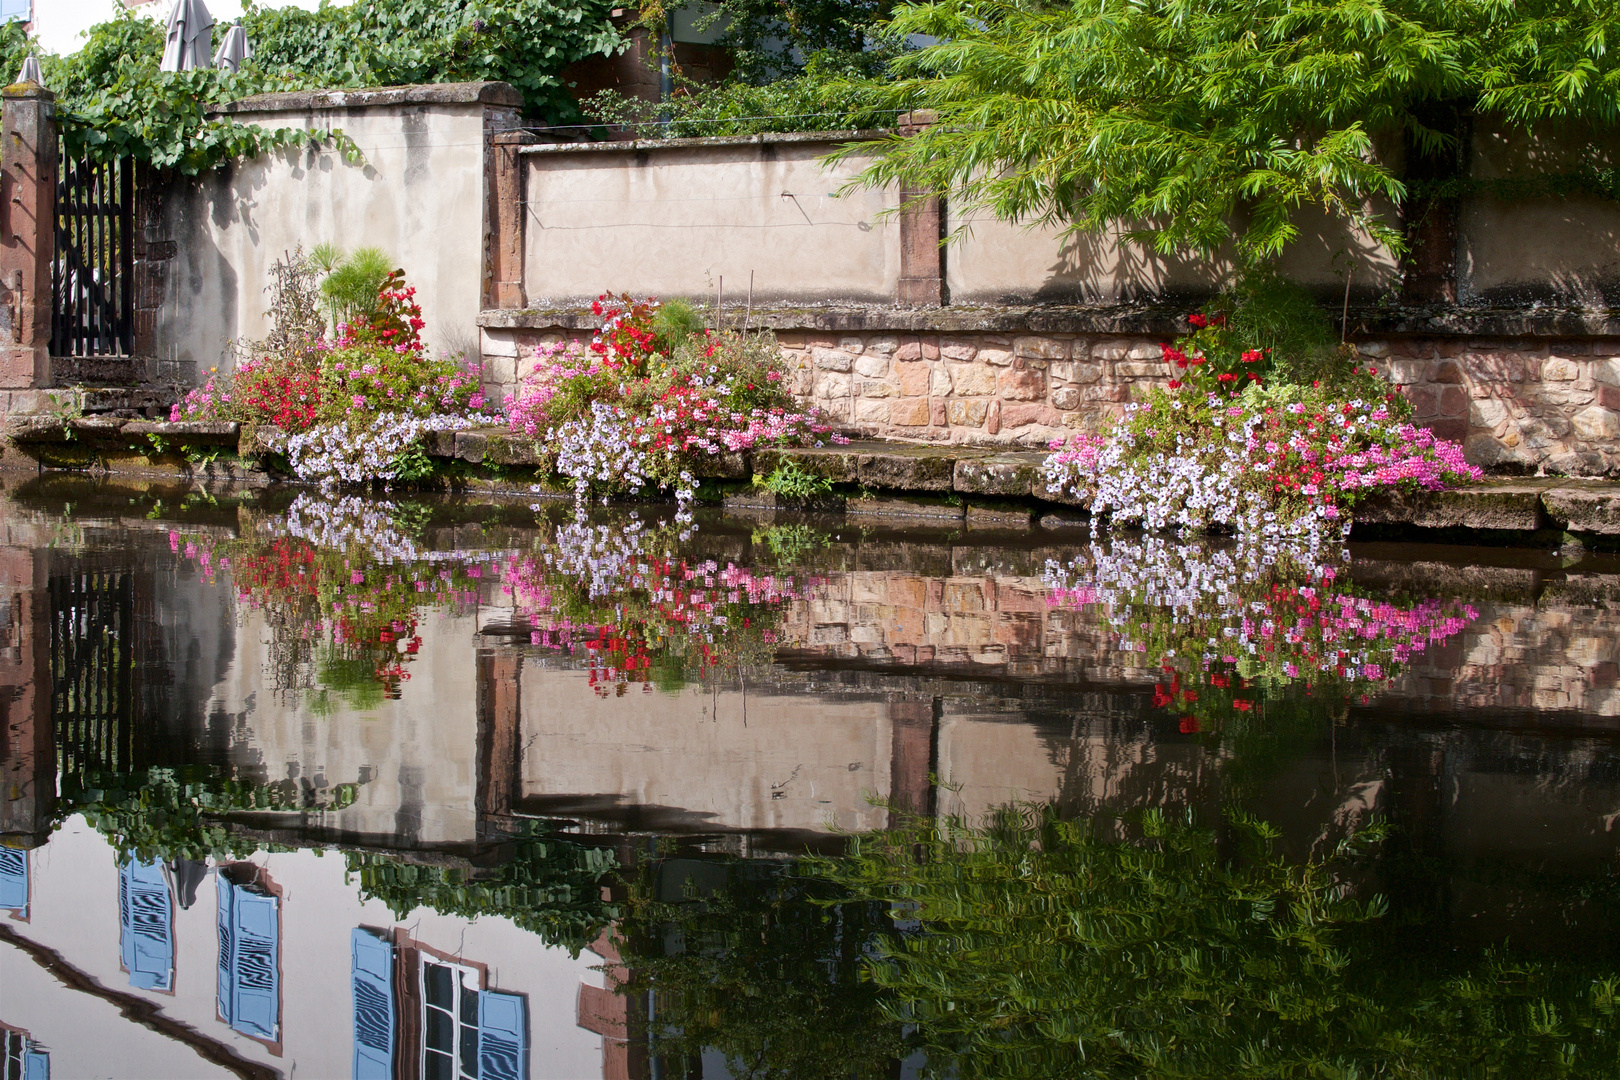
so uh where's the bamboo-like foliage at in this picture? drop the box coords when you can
[837,0,1620,263]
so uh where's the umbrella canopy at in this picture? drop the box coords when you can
[212,25,252,73]
[160,0,215,72]
[15,56,41,85]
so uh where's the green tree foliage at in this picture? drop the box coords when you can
[841,0,1620,264]
[62,765,353,863]
[19,1,624,173]
[238,0,622,119]
[814,805,1620,1079]
[346,823,619,956]
[616,857,911,1079]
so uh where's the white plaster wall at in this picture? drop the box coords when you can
[158,100,492,375]
[0,817,605,1080]
[205,604,485,846]
[523,141,902,306]
[518,665,894,834]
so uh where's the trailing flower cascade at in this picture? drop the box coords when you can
[175,266,490,485]
[505,293,845,505]
[1044,317,1482,542]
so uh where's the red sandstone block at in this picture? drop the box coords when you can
[1401,385,1438,416]
[1438,385,1469,416]
[998,368,1045,401]
[1427,417,1467,440]
[1001,402,1061,428]
[929,398,948,427]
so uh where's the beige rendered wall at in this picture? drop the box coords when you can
[157,98,495,374]
[1458,120,1620,307]
[946,204,1400,306]
[522,139,902,305]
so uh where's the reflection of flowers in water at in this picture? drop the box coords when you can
[175,497,501,706]
[1045,535,1479,722]
[500,518,809,696]
[276,494,479,564]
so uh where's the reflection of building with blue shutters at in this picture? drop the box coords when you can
[216,874,280,1041]
[0,2,28,25]
[350,929,396,1080]
[117,858,173,992]
[349,926,529,1080]
[0,848,26,913]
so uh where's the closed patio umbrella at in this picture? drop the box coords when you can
[160,0,214,72]
[212,24,251,73]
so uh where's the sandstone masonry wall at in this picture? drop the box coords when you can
[479,321,1620,473]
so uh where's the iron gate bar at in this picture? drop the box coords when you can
[50,151,134,358]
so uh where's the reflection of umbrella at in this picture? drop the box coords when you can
[15,56,41,84]
[212,25,252,73]
[160,0,214,72]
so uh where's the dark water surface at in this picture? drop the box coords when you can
[1,476,1618,1079]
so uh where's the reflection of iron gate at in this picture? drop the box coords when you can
[49,571,135,778]
[50,149,135,357]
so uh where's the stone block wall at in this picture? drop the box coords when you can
[1381,336,1620,476]
[479,318,1620,473]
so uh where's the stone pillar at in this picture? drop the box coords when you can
[0,546,52,846]
[486,131,532,310]
[896,110,945,308]
[476,649,522,820]
[0,82,55,394]
[888,696,939,826]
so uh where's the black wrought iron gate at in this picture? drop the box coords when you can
[49,571,136,780]
[50,149,135,357]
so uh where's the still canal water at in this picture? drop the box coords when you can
[1,475,1617,1079]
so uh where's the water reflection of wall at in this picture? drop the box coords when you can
[205,608,485,848]
[515,660,896,837]
[0,817,607,1080]
[778,567,1620,720]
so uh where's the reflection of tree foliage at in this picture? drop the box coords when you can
[813,805,1620,1079]
[617,858,911,1080]
[345,822,619,957]
[62,766,349,863]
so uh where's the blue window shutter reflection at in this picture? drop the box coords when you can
[0,847,26,910]
[216,876,280,1041]
[118,858,173,991]
[0,1,29,25]
[477,991,527,1080]
[216,875,233,1026]
[23,1047,49,1080]
[350,929,396,1080]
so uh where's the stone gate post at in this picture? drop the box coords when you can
[0,80,55,402]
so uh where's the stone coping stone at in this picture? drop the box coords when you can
[520,130,888,155]
[479,303,1620,339]
[124,420,241,441]
[217,81,522,114]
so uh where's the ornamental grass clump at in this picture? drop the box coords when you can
[505,292,844,505]
[1046,305,1481,545]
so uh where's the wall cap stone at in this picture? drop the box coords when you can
[215,81,523,115]
[480,302,1620,339]
[519,130,889,155]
